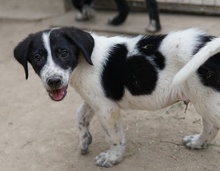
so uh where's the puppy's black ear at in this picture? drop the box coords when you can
[14,35,32,79]
[63,27,94,65]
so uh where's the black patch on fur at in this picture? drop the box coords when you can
[28,32,49,75]
[197,52,220,92]
[136,35,166,70]
[193,35,214,55]
[101,42,160,101]
[101,44,127,100]
[49,30,80,70]
[195,35,220,91]
[60,27,94,65]
[125,55,158,95]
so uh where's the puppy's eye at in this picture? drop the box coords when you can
[34,54,42,62]
[61,50,69,58]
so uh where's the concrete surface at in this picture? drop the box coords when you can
[1,0,220,171]
[0,0,65,21]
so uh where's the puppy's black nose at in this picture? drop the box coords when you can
[47,78,61,88]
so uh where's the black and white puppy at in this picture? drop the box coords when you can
[14,27,220,167]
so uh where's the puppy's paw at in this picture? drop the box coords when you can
[95,151,122,168]
[183,134,207,149]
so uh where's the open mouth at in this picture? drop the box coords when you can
[47,86,68,101]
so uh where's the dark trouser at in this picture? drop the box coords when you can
[109,0,129,25]
[114,0,129,14]
[146,0,160,25]
[111,0,160,27]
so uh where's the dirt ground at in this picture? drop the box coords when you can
[1,1,220,171]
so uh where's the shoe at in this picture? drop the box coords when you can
[83,5,96,19]
[75,5,96,21]
[75,12,89,21]
[145,19,161,33]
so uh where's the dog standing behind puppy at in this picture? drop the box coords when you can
[14,27,220,167]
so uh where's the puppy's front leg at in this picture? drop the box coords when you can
[95,107,125,167]
[76,102,94,154]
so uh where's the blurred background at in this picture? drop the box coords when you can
[1,0,220,35]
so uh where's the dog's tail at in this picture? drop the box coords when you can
[172,38,220,86]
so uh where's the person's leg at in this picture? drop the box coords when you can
[82,0,96,20]
[108,0,130,26]
[71,0,83,12]
[145,0,161,32]
[72,0,95,21]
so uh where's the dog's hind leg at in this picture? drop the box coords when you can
[183,118,219,149]
[95,106,125,167]
[76,102,94,154]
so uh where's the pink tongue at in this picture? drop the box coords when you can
[49,88,66,101]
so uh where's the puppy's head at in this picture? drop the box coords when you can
[14,27,94,101]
